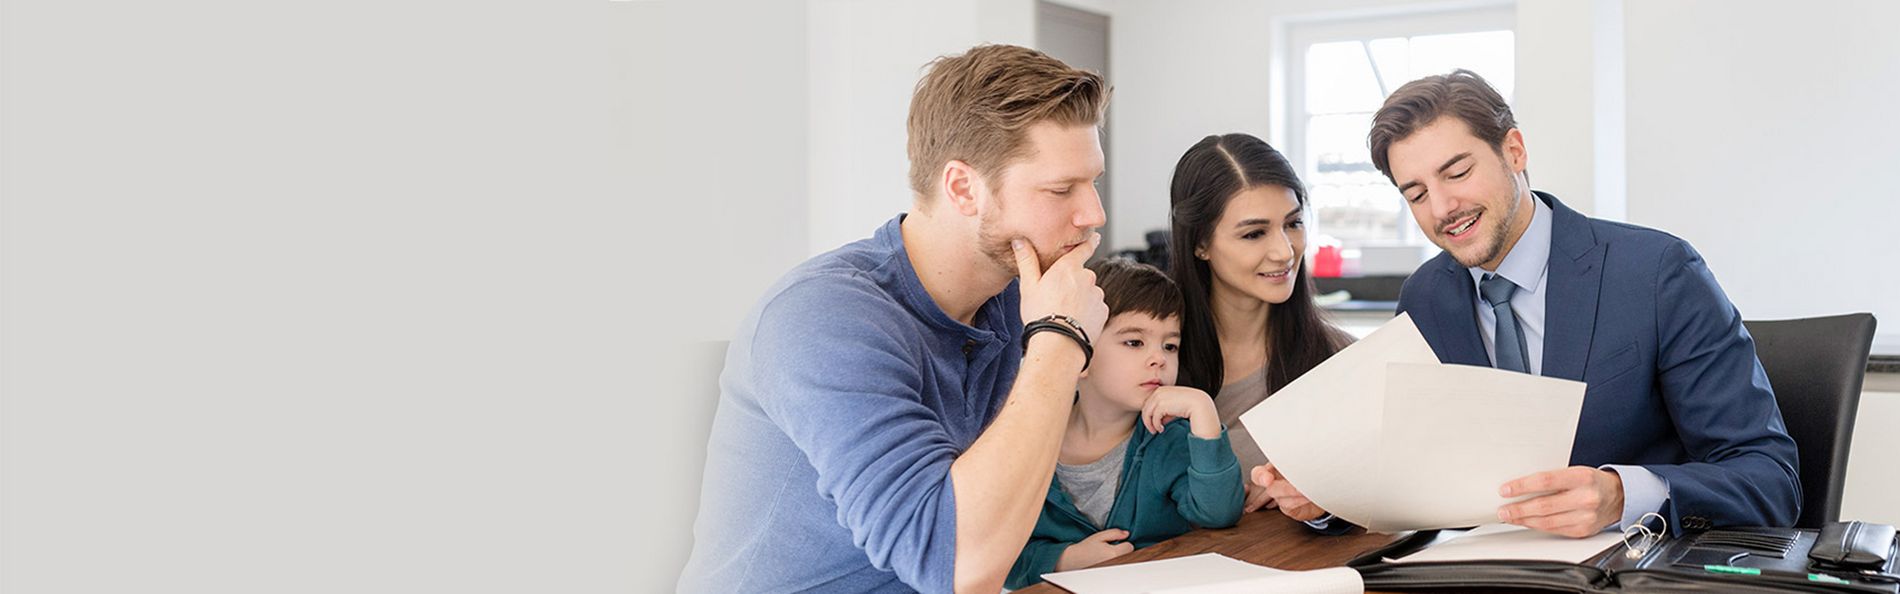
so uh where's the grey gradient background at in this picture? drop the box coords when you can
[3,1,749,591]
[13,1,1900,593]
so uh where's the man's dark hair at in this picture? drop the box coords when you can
[1368,69,1517,181]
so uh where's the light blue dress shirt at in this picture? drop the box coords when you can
[1466,197,1669,532]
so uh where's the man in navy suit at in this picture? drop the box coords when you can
[1255,70,1799,537]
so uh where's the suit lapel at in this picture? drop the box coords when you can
[1540,193,1604,382]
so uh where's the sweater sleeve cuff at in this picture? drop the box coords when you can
[1186,428,1239,476]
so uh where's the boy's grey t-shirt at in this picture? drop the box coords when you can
[1055,434,1132,528]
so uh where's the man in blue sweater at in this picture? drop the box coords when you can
[679,45,1114,593]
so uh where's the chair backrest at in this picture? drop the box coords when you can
[1744,313,1878,528]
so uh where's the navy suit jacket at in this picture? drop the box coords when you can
[1396,192,1800,531]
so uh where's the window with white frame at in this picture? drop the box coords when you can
[1286,7,1515,248]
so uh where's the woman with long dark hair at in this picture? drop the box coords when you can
[1167,133,1352,514]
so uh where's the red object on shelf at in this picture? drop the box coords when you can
[1314,245,1342,278]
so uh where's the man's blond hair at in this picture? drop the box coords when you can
[906,44,1109,199]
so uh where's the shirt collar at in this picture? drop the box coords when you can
[1467,195,1553,293]
[877,213,1015,339]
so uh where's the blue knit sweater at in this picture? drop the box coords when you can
[678,215,1023,593]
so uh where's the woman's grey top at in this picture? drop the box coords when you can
[1212,365,1271,473]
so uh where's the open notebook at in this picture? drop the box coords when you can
[1359,523,1900,593]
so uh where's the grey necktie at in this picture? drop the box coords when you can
[1480,273,1530,374]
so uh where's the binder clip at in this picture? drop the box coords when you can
[1622,512,1667,560]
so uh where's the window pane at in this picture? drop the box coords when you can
[1305,112,1399,244]
[1367,38,1409,94]
[1299,28,1514,246]
[1304,41,1384,114]
[1408,30,1515,99]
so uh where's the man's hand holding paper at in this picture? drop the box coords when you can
[1253,464,1325,522]
[1236,314,1592,535]
[1497,466,1626,537]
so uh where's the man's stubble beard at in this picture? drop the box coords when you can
[1457,164,1526,269]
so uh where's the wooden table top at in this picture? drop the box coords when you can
[1011,510,1410,593]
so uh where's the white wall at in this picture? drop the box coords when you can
[1513,0,1623,218]
[1094,0,1281,253]
[693,5,813,343]
[640,0,1051,343]
[805,0,1037,257]
[1844,388,1900,526]
[645,3,813,590]
[1622,0,1900,352]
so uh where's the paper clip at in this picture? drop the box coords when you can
[1622,512,1667,560]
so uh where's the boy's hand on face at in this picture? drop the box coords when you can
[1014,234,1108,345]
[1055,528,1133,572]
[1140,386,1220,439]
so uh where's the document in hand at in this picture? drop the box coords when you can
[1236,313,1587,532]
[1039,553,1362,594]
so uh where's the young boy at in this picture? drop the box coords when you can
[1004,258,1245,589]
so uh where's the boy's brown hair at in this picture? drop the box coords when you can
[907,44,1109,199]
[1088,258,1183,321]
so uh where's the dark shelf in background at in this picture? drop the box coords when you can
[1314,274,1408,303]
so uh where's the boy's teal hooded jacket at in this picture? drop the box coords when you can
[1004,419,1245,589]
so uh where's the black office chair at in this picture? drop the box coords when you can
[1744,313,1878,528]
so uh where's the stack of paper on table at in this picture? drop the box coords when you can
[1038,553,1362,594]
[1236,314,1588,533]
[1393,523,1626,564]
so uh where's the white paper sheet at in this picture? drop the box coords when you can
[1236,314,1589,532]
[1038,553,1362,594]
[1370,363,1586,531]
[1394,523,1625,564]
[1143,568,1363,594]
[1237,314,1436,529]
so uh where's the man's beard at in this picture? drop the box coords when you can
[1451,166,1526,269]
[976,205,1023,276]
[976,203,1082,278]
